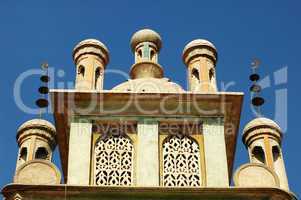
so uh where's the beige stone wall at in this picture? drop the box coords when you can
[136,119,159,186]
[269,139,289,190]
[67,117,231,187]
[67,120,92,185]
[203,117,229,186]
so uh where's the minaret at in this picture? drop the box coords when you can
[15,119,56,170]
[182,39,218,92]
[243,118,289,190]
[72,39,109,90]
[130,29,164,79]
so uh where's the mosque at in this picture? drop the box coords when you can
[1,29,297,200]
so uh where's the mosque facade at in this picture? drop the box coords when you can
[1,29,297,200]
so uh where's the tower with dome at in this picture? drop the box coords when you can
[1,29,296,200]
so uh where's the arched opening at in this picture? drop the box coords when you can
[19,147,27,162]
[150,50,155,61]
[138,49,143,58]
[35,147,49,160]
[192,68,200,82]
[78,65,85,77]
[272,145,281,161]
[94,135,133,186]
[95,67,101,89]
[209,68,214,81]
[252,146,265,164]
[162,135,201,187]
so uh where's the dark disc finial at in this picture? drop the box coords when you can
[40,75,50,82]
[249,73,260,81]
[252,96,265,106]
[38,86,49,94]
[36,98,49,108]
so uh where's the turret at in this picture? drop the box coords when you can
[182,39,218,92]
[130,29,164,79]
[14,119,61,185]
[72,39,109,90]
[243,117,289,190]
[16,119,56,169]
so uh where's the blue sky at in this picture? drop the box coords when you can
[0,0,300,197]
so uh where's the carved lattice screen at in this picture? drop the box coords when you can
[163,135,201,186]
[94,135,133,186]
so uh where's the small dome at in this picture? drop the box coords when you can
[72,38,109,65]
[183,39,217,55]
[182,39,218,65]
[112,78,184,93]
[17,119,56,134]
[243,117,281,135]
[130,29,162,52]
[73,39,109,54]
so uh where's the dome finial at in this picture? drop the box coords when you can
[129,29,164,79]
[130,29,162,52]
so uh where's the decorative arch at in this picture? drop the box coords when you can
[78,65,85,77]
[94,135,133,186]
[252,146,265,164]
[150,49,155,61]
[19,147,27,162]
[209,68,215,81]
[272,145,281,161]
[94,67,102,89]
[191,68,200,82]
[35,147,49,160]
[162,135,201,187]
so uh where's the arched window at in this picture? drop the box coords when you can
[150,50,155,61]
[252,146,265,164]
[19,147,27,162]
[163,136,201,187]
[78,65,85,77]
[94,67,101,89]
[35,147,48,160]
[209,68,215,81]
[94,135,133,186]
[192,68,200,82]
[272,145,280,161]
[138,49,143,58]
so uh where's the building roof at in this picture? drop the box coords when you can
[2,184,297,200]
[112,78,184,93]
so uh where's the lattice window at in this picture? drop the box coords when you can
[94,135,133,186]
[163,135,201,187]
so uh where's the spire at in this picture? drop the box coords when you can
[36,62,50,118]
[249,58,265,116]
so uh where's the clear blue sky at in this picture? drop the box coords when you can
[0,0,300,197]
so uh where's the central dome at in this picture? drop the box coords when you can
[112,78,184,93]
[130,29,162,52]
